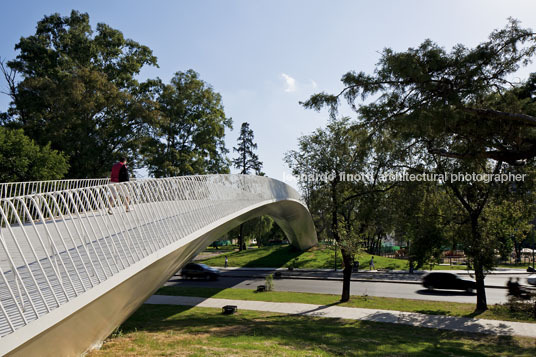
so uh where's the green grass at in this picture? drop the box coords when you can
[200,244,472,271]
[204,245,237,252]
[156,286,536,323]
[497,263,535,270]
[88,304,536,356]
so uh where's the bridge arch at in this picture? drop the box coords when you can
[0,175,316,356]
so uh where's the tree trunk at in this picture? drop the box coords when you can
[514,243,522,264]
[329,177,353,303]
[408,259,414,274]
[238,224,246,251]
[471,215,488,311]
[340,248,353,302]
[474,257,487,311]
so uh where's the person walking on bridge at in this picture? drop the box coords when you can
[108,157,130,213]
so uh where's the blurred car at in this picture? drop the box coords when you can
[528,274,536,286]
[422,272,476,293]
[180,263,220,280]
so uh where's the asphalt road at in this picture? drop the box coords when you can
[165,275,511,305]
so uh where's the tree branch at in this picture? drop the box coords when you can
[463,107,536,127]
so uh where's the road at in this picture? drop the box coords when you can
[165,274,511,304]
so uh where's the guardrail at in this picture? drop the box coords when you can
[0,175,304,338]
[0,178,111,199]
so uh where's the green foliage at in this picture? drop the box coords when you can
[285,117,373,252]
[484,185,536,262]
[302,19,536,311]
[0,127,68,182]
[142,70,232,176]
[4,10,158,178]
[390,181,449,271]
[232,122,262,175]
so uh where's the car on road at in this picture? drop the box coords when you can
[528,274,536,286]
[422,272,476,293]
[180,263,220,280]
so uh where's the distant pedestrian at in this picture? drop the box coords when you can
[108,157,130,213]
[369,256,375,270]
[224,256,228,268]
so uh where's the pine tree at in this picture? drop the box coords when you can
[232,122,262,175]
[233,122,263,250]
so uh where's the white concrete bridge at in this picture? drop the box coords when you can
[0,175,317,356]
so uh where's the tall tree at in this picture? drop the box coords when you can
[142,70,232,177]
[233,122,262,175]
[303,19,536,311]
[232,122,263,250]
[0,127,69,182]
[2,10,157,178]
[286,117,381,302]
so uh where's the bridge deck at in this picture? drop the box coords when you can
[0,199,249,337]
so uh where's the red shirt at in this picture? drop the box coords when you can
[110,162,124,182]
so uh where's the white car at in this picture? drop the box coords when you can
[528,274,536,286]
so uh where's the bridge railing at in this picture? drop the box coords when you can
[0,178,110,199]
[0,175,304,338]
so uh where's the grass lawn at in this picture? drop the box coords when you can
[200,244,470,271]
[156,286,536,323]
[497,263,535,270]
[88,304,536,356]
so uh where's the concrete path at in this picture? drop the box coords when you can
[145,294,536,338]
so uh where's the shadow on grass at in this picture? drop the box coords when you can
[108,304,535,357]
[242,245,304,268]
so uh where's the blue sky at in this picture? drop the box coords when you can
[1,1,536,186]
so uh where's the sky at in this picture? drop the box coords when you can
[1,0,536,188]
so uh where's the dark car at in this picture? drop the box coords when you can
[422,272,476,293]
[180,263,220,280]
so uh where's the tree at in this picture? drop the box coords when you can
[286,117,379,302]
[233,122,263,175]
[2,10,157,178]
[227,215,274,248]
[390,180,449,272]
[0,127,69,182]
[232,122,263,250]
[303,19,536,311]
[142,70,232,177]
[484,166,536,263]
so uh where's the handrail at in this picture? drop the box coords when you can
[0,178,110,199]
[0,175,307,339]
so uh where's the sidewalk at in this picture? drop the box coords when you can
[146,295,536,338]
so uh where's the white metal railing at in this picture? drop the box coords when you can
[0,175,303,338]
[0,178,110,199]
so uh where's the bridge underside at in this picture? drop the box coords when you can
[2,199,316,356]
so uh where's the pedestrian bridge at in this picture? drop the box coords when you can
[0,175,317,356]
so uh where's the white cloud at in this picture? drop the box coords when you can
[281,73,296,92]
[311,80,318,89]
